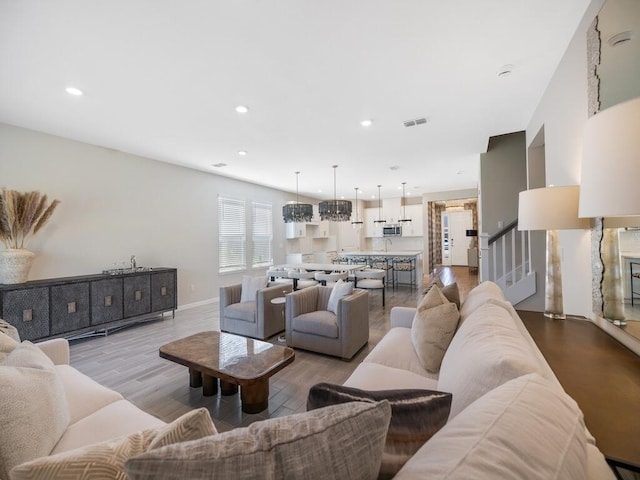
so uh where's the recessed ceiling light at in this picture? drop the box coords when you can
[389,165,400,171]
[407,192,412,196]
[65,86,84,96]
[238,150,248,156]
[360,119,373,127]
[371,195,375,199]
[235,105,249,113]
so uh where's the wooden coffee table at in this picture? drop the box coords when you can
[159,331,295,413]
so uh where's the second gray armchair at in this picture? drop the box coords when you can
[220,282,293,340]
[285,285,369,360]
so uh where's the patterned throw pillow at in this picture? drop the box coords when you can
[125,401,391,480]
[10,408,217,480]
[307,383,452,479]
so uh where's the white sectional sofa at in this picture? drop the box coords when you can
[343,281,616,479]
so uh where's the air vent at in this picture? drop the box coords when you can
[608,31,634,47]
[211,163,227,168]
[403,117,429,128]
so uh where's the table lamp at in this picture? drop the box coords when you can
[579,97,640,325]
[518,185,589,319]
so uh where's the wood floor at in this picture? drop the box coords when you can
[69,267,476,433]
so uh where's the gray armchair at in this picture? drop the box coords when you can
[220,283,292,340]
[285,285,369,360]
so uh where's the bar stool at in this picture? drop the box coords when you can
[314,271,348,287]
[354,268,386,307]
[392,257,416,291]
[288,270,319,290]
[370,256,393,285]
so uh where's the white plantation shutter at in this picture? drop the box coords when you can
[252,202,273,267]
[218,196,246,272]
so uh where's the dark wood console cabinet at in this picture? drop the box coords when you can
[0,268,177,341]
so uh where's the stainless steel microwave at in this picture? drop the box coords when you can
[383,225,402,236]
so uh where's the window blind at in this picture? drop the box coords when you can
[218,196,246,272]
[252,202,273,268]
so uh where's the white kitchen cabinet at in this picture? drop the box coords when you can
[401,204,424,237]
[285,222,307,239]
[383,198,402,224]
[364,208,382,238]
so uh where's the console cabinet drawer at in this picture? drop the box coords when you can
[51,283,91,335]
[151,272,176,312]
[91,278,124,325]
[124,275,151,318]
[1,287,50,341]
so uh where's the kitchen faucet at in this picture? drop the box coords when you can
[131,255,136,270]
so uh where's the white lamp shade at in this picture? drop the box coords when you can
[579,97,640,218]
[518,186,590,231]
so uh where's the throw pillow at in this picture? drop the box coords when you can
[240,276,268,303]
[327,279,354,314]
[421,276,444,296]
[125,401,392,480]
[411,285,460,373]
[0,319,20,342]
[0,342,70,479]
[307,383,451,479]
[394,374,587,480]
[10,408,217,480]
[440,282,460,308]
[0,328,18,361]
[411,286,460,373]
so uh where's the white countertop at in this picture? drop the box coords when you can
[340,250,423,257]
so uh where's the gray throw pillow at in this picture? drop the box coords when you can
[307,383,452,479]
[125,401,391,480]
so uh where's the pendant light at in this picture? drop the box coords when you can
[373,185,386,224]
[282,171,314,223]
[398,182,412,223]
[351,187,363,229]
[319,165,352,221]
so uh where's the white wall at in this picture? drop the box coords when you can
[525,0,605,318]
[0,123,305,307]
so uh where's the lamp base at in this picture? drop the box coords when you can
[544,311,566,320]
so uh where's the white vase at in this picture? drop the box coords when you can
[1,249,35,284]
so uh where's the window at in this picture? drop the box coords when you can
[252,202,273,268]
[218,196,246,272]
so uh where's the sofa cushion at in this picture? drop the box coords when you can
[411,286,460,373]
[292,311,338,338]
[327,279,354,314]
[459,280,505,322]
[363,328,437,380]
[307,383,451,479]
[55,364,124,425]
[0,327,18,361]
[438,302,540,418]
[125,401,391,480]
[240,275,268,303]
[394,374,587,480]
[52,400,165,455]
[223,301,256,322]
[0,342,70,479]
[12,408,216,480]
[440,282,461,309]
[344,362,439,392]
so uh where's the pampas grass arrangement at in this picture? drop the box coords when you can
[0,188,60,249]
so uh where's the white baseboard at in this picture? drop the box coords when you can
[178,297,218,310]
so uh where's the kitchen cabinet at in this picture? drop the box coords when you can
[285,222,307,239]
[401,204,424,237]
[364,208,382,238]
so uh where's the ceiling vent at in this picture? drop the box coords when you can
[211,163,227,168]
[403,117,429,128]
[608,31,634,47]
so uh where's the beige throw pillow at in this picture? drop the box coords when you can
[0,319,20,342]
[10,408,217,480]
[0,328,18,361]
[125,401,392,480]
[0,342,70,479]
[240,276,268,303]
[327,279,354,314]
[411,286,460,373]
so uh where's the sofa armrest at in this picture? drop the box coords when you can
[36,338,70,365]
[390,306,416,328]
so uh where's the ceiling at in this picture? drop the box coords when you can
[0,0,591,201]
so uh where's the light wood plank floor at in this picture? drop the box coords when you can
[69,267,477,433]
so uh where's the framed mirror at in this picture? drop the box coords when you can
[587,0,640,337]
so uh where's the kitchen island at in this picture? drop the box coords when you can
[339,251,423,289]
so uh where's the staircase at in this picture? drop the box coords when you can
[479,220,536,305]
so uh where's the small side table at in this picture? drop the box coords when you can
[271,296,287,343]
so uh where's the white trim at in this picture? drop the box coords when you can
[179,297,218,310]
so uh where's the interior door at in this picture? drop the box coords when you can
[449,210,473,266]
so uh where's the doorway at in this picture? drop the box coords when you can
[441,210,473,266]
